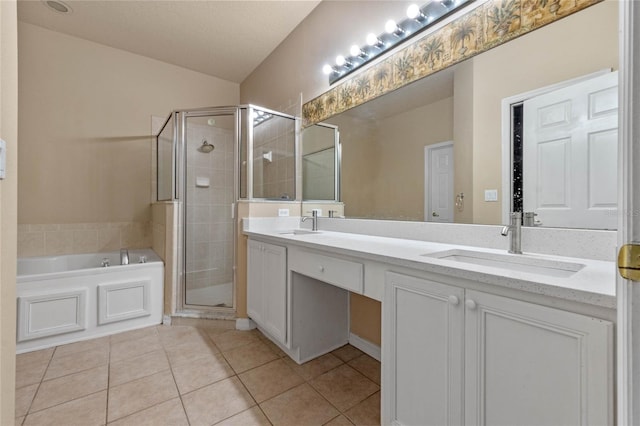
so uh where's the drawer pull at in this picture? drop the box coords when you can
[448,295,459,306]
[319,265,325,272]
[465,299,477,310]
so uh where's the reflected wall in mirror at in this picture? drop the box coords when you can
[308,0,617,229]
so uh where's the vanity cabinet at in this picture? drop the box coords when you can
[383,272,613,426]
[247,239,287,345]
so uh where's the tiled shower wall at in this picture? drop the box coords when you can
[252,115,296,200]
[17,222,151,257]
[184,122,234,301]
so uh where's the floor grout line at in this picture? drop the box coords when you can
[16,323,380,426]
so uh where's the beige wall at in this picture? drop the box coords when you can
[240,1,413,108]
[453,61,474,224]
[471,0,618,224]
[18,22,239,227]
[373,97,453,221]
[350,294,381,347]
[331,114,377,218]
[0,1,18,423]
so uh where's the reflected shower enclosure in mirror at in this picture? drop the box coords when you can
[302,123,340,201]
[301,0,618,230]
[239,107,297,200]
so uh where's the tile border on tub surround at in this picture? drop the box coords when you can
[251,217,616,262]
[18,222,152,257]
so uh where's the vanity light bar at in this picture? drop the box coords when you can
[323,0,474,85]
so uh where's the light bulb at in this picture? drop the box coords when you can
[366,33,380,46]
[407,4,420,19]
[257,110,264,116]
[252,112,258,119]
[322,64,333,75]
[335,55,346,66]
[350,45,363,57]
[385,19,398,34]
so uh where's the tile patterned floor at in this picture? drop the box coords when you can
[15,319,381,426]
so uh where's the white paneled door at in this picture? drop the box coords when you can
[425,142,454,223]
[524,71,618,230]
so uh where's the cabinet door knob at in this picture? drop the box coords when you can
[465,299,477,310]
[448,295,459,306]
[319,265,325,272]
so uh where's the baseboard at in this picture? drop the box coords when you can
[236,317,256,331]
[349,333,381,361]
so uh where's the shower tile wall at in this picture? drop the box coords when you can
[253,116,295,200]
[185,122,234,307]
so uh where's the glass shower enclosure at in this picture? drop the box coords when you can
[156,106,297,315]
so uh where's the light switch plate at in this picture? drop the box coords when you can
[484,189,498,202]
[278,208,290,217]
[0,139,6,179]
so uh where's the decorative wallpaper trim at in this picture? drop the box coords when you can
[302,0,603,126]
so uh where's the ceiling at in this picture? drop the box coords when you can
[17,0,321,83]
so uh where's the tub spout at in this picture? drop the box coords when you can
[120,248,129,265]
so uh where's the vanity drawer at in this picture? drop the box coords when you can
[290,249,364,294]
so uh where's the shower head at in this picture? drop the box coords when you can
[199,140,215,153]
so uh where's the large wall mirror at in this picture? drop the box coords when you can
[301,0,618,230]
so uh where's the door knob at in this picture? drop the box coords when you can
[432,212,439,217]
[448,295,459,305]
[465,299,477,310]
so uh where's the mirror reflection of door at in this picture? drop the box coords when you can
[425,142,454,223]
[522,72,618,230]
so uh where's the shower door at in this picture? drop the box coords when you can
[181,110,237,309]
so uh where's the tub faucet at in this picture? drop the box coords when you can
[301,210,319,231]
[120,248,129,265]
[501,212,522,254]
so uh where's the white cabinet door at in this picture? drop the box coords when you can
[262,242,287,343]
[464,289,613,426]
[247,239,264,325]
[247,239,287,345]
[383,272,464,426]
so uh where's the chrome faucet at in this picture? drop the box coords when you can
[501,212,522,254]
[301,210,319,231]
[120,248,129,265]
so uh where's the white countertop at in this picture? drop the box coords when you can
[244,225,616,309]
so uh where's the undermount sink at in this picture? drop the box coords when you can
[278,229,322,236]
[423,249,585,278]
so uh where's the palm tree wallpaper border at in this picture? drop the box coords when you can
[302,0,602,126]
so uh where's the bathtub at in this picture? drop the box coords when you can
[17,249,164,353]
